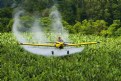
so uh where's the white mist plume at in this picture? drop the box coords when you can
[12,6,84,56]
[31,19,49,43]
[50,6,69,42]
[12,10,28,43]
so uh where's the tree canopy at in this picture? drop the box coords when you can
[0,0,121,36]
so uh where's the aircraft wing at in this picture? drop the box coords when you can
[67,42,99,46]
[19,43,55,47]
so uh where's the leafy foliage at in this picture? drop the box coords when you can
[1,33,121,81]
[0,0,121,36]
[1,0,121,23]
[0,7,13,32]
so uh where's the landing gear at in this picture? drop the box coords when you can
[67,50,69,54]
[51,51,54,55]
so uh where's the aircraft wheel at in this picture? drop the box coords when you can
[52,51,54,55]
[67,50,69,54]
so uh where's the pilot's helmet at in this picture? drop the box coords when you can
[58,37,61,39]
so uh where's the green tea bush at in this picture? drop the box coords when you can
[1,33,121,81]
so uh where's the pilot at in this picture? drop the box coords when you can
[56,37,67,47]
[58,37,63,42]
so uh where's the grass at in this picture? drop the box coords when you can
[1,32,121,81]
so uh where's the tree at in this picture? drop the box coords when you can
[115,27,121,36]
[0,7,13,32]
